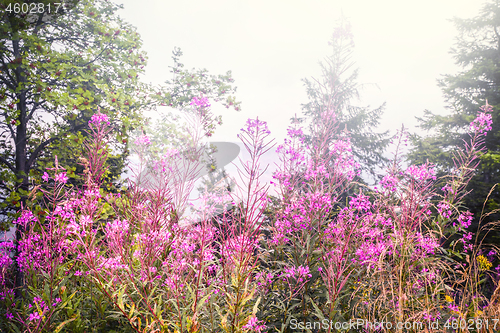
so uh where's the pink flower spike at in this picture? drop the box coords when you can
[55,172,68,184]
[470,112,493,135]
[470,103,493,135]
[89,112,110,127]
[42,172,50,182]
[243,315,266,332]
[135,134,151,146]
[190,96,211,109]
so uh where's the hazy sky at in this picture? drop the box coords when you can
[116,0,482,144]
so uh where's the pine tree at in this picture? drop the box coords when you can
[409,0,500,223]
[301,18,389,181]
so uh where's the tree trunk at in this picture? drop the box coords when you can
[12,37,29,297]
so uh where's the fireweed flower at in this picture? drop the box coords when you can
[457,211,473,228]
[470,113,493,135]
[416,233,439,255]
[355,242,392,268]
[282,265,312,283]
[17,233,65,273]
[52,297,61,307]
[14,210,36,226]
[405,163,436,181]
[29,312,41,321]
[286,127,305,142]
[89,112,110,127]
[54,204,76,222]
[42,171,50,182]
[153,148,180,172]
[487,250,496,262]
[441,184,455,196]
[80,215,93,228]
[83,188,101,199]
[255,271,274,286]
[240,118,271,136]
[54,172,68,184]
[99,256,127,272]
[66,221,80,236]
[190,96,211,109]
[437,201,452,219]
[0,242,14,287]
[105,219,130,235]
[135,134,151,146]
[470,102,493,135]
[380,174,398,192]
[461,232,474,253]
[349,193,371,212]
[243,315,266,332]
[221,234,258,262]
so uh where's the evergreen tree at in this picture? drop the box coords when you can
[409,0,500,223]
[301,18,389,181]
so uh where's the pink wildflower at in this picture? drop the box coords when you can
[286,127,304,141]
[437,201,452,219]
[190,96,211,109]
[0,242,14,268]
[380,174,398,192]
[405,163,436,181]
[54,172,68,184]
[89,112,110,127]
[470,102,493,135]
[457,211,473,228]
[135,134,150,146]
[349,193,371,212]
[470,113,493,135]
[14,210,36,226]
[243,315,266,332]
[29,312,41,321]
[240,118,271,135]
[42,172,50,182]
[80,215,93,228]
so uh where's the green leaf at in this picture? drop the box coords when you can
[53,316,77,333]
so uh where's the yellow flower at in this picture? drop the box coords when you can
[477,255,492,270]
[445,295,453,303]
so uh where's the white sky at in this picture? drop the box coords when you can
[116,0,482,144]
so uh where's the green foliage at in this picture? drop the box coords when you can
[0,0,147,227]
[408,0,500,235]
[0,0,240,230]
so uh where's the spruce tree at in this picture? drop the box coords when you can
[409,0,500,223]
[301,18,389,181]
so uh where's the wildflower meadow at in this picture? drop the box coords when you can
[0,97,499,332]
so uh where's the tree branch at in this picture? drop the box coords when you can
[0,155,15,173]
[26,123,87,170]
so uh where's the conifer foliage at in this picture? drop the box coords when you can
[409,0,500,222]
